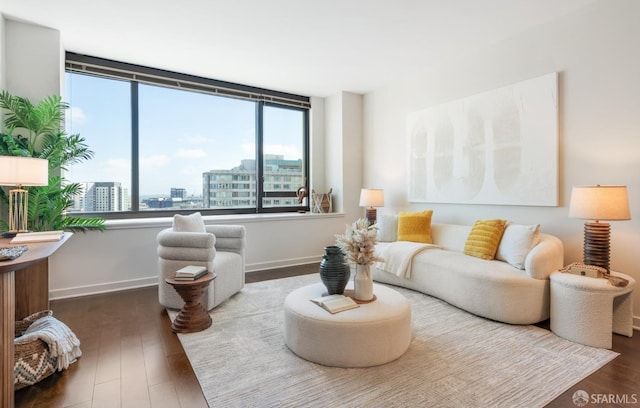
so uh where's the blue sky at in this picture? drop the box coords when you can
[65,73,303,197]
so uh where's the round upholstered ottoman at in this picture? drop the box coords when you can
[283,282,412,367]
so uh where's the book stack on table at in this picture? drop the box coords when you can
[174,265,208,281]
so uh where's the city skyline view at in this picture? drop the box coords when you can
[64,72,305,199]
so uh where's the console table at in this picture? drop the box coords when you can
[0,233,72,408]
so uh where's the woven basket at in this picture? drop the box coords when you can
[311,188,333,213]
[14,310,57,390]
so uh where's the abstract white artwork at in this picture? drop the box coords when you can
[407,72,558,206]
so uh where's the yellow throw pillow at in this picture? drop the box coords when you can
[464,219,507,260]
[397,210,434,243]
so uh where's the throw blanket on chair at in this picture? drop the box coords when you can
[375,241,440,278]
[16,316,82,371]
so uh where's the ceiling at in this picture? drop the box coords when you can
[1,0,595,97]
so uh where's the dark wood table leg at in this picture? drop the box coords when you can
[165,273,215,334]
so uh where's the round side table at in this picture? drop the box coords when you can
[550,270,635,349]
[165,272,216,333]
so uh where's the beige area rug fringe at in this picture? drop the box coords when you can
[169,273,617,408]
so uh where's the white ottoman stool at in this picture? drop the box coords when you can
[284,282,411,367]
[550,270,635,349]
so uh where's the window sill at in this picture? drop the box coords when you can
[104,212,345,230]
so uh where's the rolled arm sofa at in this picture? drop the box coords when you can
[158,222,246,311]
[372,218,564,325]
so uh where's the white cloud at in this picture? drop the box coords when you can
[176,148,207,159]
[180,134,209,145]
[264,144,300,159]
[140,154,171,171]
[105,158,130,171]
[242,141,255,157]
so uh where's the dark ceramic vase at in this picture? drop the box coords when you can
[319,246,350,295]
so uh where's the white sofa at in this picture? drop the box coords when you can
[372,221,564,325]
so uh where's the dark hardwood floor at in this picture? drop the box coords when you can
[15,264,639,407]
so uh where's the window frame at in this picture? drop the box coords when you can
[64,53,310,219]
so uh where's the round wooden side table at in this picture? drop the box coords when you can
[165,272,216,333]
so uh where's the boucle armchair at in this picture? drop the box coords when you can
[157,214,246,311]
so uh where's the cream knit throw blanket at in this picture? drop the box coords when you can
[375,241,440,278]
[16,316,82,371]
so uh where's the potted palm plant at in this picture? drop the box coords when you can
[0,90,105,232]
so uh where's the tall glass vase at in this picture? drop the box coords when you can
[354,264,374,301]
[319,246,350,295]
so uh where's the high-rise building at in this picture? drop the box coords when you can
[171,188,187,199]
[203,155,303,208]
[72,182,129,212]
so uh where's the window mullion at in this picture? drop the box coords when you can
[256,101,264,213]
[131,81,140,212]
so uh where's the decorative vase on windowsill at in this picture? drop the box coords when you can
[335,218,383,302]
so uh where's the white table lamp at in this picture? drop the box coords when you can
[569,185,630,273]
[359,188,384,225]
[0,156,49,237]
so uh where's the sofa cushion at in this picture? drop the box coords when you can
[377,213,399,242]
[173,212,206,233]
[463,219,507,260]
[397,210,433,243]
[496,223,541,269]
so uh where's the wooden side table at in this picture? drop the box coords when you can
[165,272,216,333]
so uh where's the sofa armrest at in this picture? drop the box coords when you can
[524,233,564,280]
[157,228,216,248]
[206,225,246,255]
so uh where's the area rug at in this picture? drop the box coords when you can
[169,273,618,408]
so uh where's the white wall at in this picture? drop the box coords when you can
[4,18,61,101]
[363,0,640,324]
[325,92,364,215]
[0,15,5,90]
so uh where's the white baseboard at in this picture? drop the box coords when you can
[49,276,158,300]
[245,256,322,273]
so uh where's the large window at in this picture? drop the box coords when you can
[64,53,310,217]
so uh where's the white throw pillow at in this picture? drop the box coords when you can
[496,223,541,269]
[173,212,206,232]
[376,213,399,242]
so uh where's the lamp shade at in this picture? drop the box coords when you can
[0,156,49,186]
[359,188,384,207]
[569,185,630,221]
